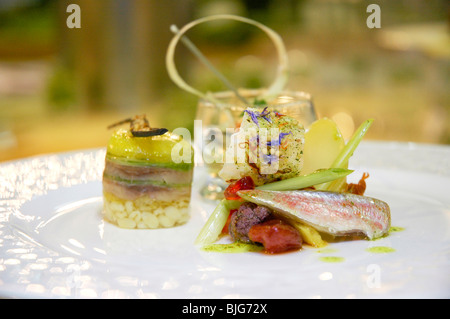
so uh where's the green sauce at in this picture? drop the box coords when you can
[316,248,338,254]
[365,246,395,253]
[389,226,405,233]
[319,256,345,263]
[202,242,264,253]
[369,226,404,241]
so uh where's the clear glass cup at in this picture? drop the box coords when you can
[195,88,317,201]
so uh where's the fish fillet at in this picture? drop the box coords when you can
[238,189,391,239]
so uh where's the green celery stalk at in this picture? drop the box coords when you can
[316,119,374,191]
[256,168,353,191]
[194,199,242,246]
[331,119,373,169]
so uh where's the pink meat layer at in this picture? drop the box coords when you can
[104,159,193,185]
[103,177,192,202]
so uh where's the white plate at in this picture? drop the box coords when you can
[0,141,449,299]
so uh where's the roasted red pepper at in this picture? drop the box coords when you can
[248,219,302,254]
[224,176,255,200]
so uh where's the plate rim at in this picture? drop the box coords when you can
[1,141,449,299]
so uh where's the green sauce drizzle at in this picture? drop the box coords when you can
[201,242,264,253]
[389,226,405,233]
[365,246,396,253]
[316,248,338,254]
[319,256,345,263]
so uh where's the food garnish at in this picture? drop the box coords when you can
[107,114,168,137]
[224,176,255,200]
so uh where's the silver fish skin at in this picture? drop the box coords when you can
[237,189,391,239]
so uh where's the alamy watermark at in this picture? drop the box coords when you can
[366,4,381,29]
[65,3,381,30]
[366,263,382,288]
[65,263,82,291]
[171,120,284,175]
[66,4,81,29]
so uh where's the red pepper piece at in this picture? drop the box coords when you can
[224,176,255,200]
[248,219,302,254]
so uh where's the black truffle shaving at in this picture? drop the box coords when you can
[107,115,168,137]
[131,128,168,137]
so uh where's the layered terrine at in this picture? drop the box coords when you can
[102,125,193,229]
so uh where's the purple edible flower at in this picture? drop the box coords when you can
[244,107,272,126]
[260,107,272,123]
[267,131,292,147]
[279,131,292,140]
[244,109,260,126]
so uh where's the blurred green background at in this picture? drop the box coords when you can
[0,0,448,162]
